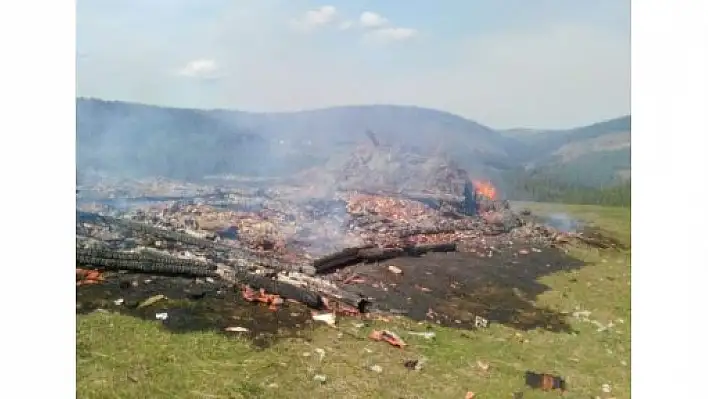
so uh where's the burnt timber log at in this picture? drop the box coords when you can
[312,247,366,272]
[234,271,326,310]
[232,270,372,313]
[313,242,458,274]
[403,242,457,256]
[76,256,218,278]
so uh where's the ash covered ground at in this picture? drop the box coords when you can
[77,142,621,346]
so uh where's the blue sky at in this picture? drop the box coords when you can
[76,0,630,129]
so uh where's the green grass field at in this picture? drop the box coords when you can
[77,203,631,398]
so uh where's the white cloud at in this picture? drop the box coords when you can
[77,1,630,128]
[365,27,418,42]
[357,11,416,43]
[291,5,337,31]
[339,20,353,31]
[175,59,221,79]
[359,11,388,28]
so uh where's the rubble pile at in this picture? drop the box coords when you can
[76,145,582,322]
[326,144,471,197]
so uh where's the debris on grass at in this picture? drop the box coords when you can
[476,360,490,372]
[137,294,167,309]
[369,330,406,348]
[224,326,249,333]
[312,312,337,327]
[113,298,124,306]
[474,315,489,328]
[313,374,327,384]
[572,310,592,319]
[465,391,476,399]
[76,268,104,286]
[404,358,426,371]
[407,331,436,340]
[524,371,567,392]
[155,312,168,321]
[368,364,383,373]
[241,286,284,311]
[314,348,326,361]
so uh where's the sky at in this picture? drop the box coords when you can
[76,0,630,129]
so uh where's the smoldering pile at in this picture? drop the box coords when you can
[76,143,577,319]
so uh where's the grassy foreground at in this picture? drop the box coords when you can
[77,204,631,398]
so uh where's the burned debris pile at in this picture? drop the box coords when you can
[76,143,582,327]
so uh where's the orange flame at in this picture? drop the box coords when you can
[472,180,497,200]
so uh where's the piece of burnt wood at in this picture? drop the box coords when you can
[75,256,218,278]
[313,243,457,274]
[396,227,458,238]
[357,247,404,263]
[403,242,457,256]
[234,271,326,310]
[322,285,373,313]
[313,247,367,273]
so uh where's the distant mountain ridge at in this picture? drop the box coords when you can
[76,98,630,188]
[502,115,631,185]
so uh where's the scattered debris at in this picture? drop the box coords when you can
[369,330,406,348]
[313,374,327,384]
[314,348,326,361]
[403,358,426,371]
[224,326,249,333]
[601,383,612,394]
[241,286,284,311]
[407,331,436,340]
[311,312,337,327]
[465,391,476,399]
[368,364,383,373]
[572,310,592,319]
[387,265,403,275]
[137,294,167,309]
[476,360,490,372]
[76,268,104,286]
[524,371,567,392]
[474,315,489,328]
[113,298,124,306]
[76,150,605,342]
[155,312,168,321]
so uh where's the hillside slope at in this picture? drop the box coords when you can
[76,98,630,190]
[76,99,514,182]
[76,99,272,179]
[503,116,631,185]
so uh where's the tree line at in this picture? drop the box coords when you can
[502,170,631,207]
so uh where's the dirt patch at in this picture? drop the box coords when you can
[329,244,585,332]
[78,243,587,345]
[76,273,316,348]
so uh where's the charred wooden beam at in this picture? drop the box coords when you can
[76,256,218,278]
[233,270,326,310]
[403,242,457,256]
[313,242,458,274]
[312,247,367,272]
